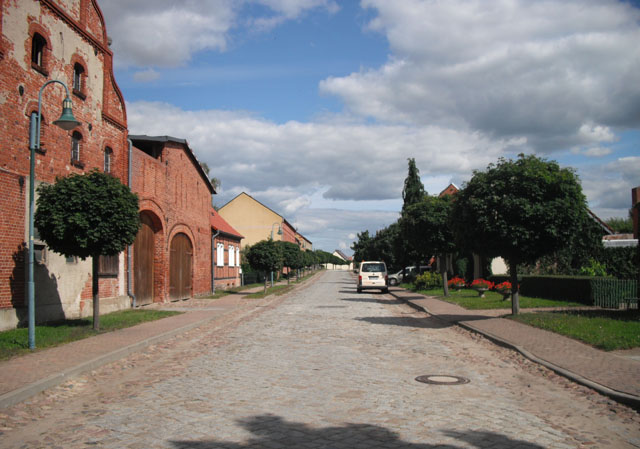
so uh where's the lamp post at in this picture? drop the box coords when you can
[270,222,282,287]
[27,80,80,349]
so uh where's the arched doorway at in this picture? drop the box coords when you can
[169,233,192,300]
[134,213,156,305]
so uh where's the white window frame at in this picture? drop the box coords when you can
[216,243,224,267]
[235,246,240,267]
[228,245,235,267]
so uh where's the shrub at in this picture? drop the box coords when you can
[414,271,443,290]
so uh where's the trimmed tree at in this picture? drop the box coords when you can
[278,241,302,284]
[246,239,281,293]
[403,195,456,295]
[34,170,139,330]
[450,154,589,314]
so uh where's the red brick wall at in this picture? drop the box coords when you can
[0,0,128,315]
[282,221,297,244]
[131,141,213,300]
[214,234,241,289]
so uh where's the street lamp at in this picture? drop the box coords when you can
[270,223,282,287]
[27,80,80,349]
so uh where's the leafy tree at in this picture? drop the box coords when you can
[35,170,139,330]
[520,212,604,276]
[403,195,456,295]
[246,239,280,293]
[605,214,633,234]
[351,230,374,263]
[450,154,588,314]
[402,158,425,211]
[400,158,428,270]
[278,241,302,283]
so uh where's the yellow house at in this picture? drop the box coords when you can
[296,232,313,251]
[218,192,301,248]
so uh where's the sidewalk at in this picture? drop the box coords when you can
[0,282,281,409]
[388,286,640,409]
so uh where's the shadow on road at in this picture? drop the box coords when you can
[341,296,403,305]
[169,414,546,448]
[355,316,451,329]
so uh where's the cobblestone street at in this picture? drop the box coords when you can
[1,270,639,448]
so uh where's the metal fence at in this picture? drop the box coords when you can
[591,279,638,309]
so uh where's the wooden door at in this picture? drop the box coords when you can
[134,214,155,305]
[169,233,192,300]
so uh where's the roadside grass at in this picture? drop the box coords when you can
[0,309,182,361]
[508,310,640,351]
[402,285,586,310]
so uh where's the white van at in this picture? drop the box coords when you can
[357,261,388,293]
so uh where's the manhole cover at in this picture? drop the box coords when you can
[415,375,470,385]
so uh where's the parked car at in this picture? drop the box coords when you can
[387,265,431,286]
[357,261,388,293]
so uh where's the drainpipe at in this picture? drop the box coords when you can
[211,229,220,293]
[127,138,136,308]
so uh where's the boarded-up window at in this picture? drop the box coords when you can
[99,254,118,276]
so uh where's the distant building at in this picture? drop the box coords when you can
[218,192,306,249]
[210,209,243,290]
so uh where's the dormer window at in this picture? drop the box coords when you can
[72,63,86,99]
[31,33,47,75]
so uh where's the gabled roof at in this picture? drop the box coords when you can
[220,191,297,231]
[210,209,243,240]
[333,249,351,261]
[438,183,459,198]
[587,208,614,235]
[129,135,215,194]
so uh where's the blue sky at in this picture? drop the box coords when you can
[100,0,640,255]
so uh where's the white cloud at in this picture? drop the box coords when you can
[133,68,160,82]
[321,0,640,153]
[101,0,236,67]
[126,101,520,204]
[580,156,640,218]
[100,0,340,67]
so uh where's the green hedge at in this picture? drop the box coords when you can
[488,274,638,307]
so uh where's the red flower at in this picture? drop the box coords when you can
[470,278,493,289]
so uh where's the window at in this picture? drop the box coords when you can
[72,63,86,99]
[98,254,118,276]
[229,245,235,267]
[235,246,240,267]
[31,33,46,69]
[216,243,224,267]
[71,131,82,165]
[104,147,112,173]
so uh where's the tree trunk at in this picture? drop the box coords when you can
[264,275,268,294]
[509,260,520,315]
[287,267,290,285]
[92,255,100,331]
[440,255,449,297]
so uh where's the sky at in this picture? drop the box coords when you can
[99,0,640,255]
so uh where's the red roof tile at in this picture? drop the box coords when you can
[210,210,243,240]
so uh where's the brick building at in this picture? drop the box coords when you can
[0,0,128,329]
[210,209,243,290]
[129,135,215,304]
